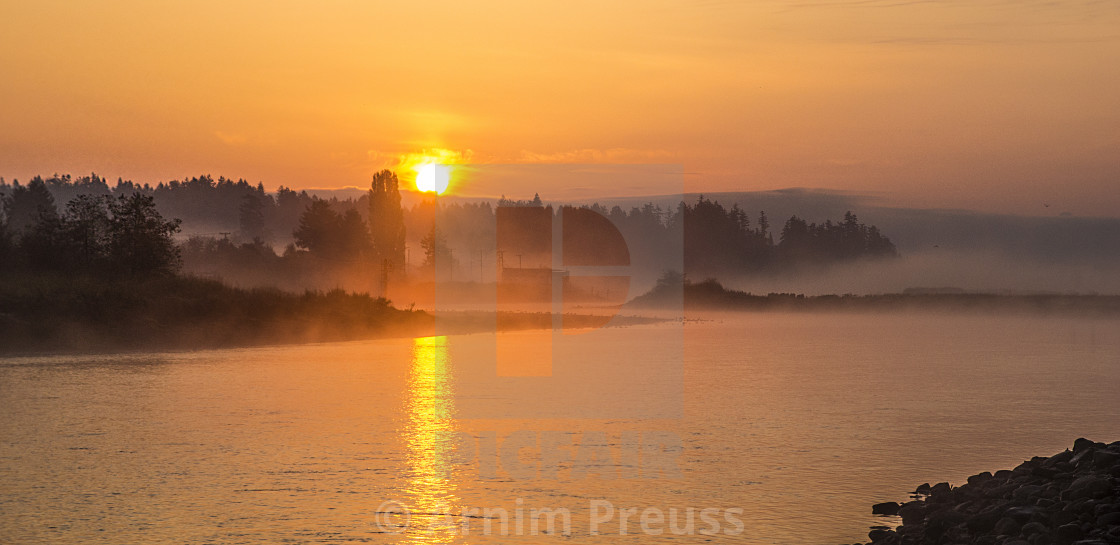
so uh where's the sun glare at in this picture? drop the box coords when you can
[415,163,451,194]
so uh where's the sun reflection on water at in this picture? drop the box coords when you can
[403,336,460,543]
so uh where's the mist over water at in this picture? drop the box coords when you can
[720,250,1120,297]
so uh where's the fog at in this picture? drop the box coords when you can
[718,250,1120,297]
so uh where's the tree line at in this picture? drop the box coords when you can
[1,173,898,288]
[1,179,181,277]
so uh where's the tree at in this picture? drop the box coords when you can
[338,208,371,260]
[238,192,267,240]
[2,178,57,235]
[293,199,370,263]
[368,170,406,270]
[420,225,450,267]
[63,194,112,270]
[107,192,182,276]
[294,200,340,257]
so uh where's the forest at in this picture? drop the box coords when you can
[0,172,898,294]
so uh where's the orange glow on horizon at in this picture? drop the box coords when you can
[2,2,1119,215]
[414,163,451,194]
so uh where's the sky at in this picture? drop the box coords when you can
[1,0,1118,216]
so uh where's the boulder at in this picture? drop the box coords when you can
[1066,475,1112,501]
[968,507,1005,534]
[868,528,895,542]
[1073,438,1097,453]
[931,482,952,497]
[1033,533,1055,545]
[924,508,966,538]
[872,502,901,516]
[1091,451,1120,470]
[898,502,926,526]
[1054,523,1084,545]
[1014,484,1045,502]
[1006,505,1043,523]
[1096,511,1120,526]
[994,516,1022,536]
[1021,521,1049,536]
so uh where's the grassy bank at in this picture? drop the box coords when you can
[630,278,1120,316]
[0,274,431,355]
[0,274,667,356]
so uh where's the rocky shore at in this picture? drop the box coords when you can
[859,438,1120,545]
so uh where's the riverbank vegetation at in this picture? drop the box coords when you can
[631,272,1120,316]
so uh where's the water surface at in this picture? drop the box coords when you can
[2,312,1118,544]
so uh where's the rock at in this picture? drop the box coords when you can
[1073,438,1097,453]
[994,516,1023,536]
[1049,450,1075,466]
[856,439,1118,545]
[1032,533,1055,545]
[925,509,967,538]
[1015,485,1045,502]
[1052,508,1078,526]
[1071,448,1097,467]
[898,501,926,525]
[1096,511,1120,526]
[1066,475,1112,501]
[868,528,895,542]
[968,507,1005,534]
[1006,505,1043,523]
[1054,523,1084,545]
[1021,521,1049,536]
[1092,503,1116,517]
[1091,451,1120,470]
[873,502,901,516]
[1033,466,1059,478]
[931,482,953,496]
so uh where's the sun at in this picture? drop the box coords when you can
[415,163,451,194]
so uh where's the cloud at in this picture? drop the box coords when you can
[213,131,247,145]
[517,148,674,164]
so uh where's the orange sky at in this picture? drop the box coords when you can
[2,1,1118,216]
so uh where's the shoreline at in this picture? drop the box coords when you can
[857,438,1120,545]
[0,312,666,358]
[0,274,667,357]
[630,279,1120,318]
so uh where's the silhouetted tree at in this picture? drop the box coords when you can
[420,226,450,267]
[293,199,370,263]
[63,194,112,270]
[2,178,57,235]
[368,170,406,270]
[107,192,182,276]
[239,192,268,240]
[294,200,340,257]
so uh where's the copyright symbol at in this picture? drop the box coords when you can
[374,500,410,534]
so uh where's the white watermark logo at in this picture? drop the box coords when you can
[371,498,744,537]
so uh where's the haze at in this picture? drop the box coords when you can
[2,1,1118,216]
